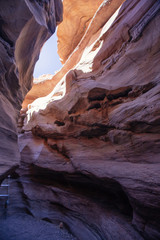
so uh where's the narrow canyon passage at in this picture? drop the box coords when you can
[0,155,141,240]
[0,0,160,240]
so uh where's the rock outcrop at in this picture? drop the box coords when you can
[57,0,104,64]
[0,0,63,181]
[22,74,54,109]
[1,0,160,240]
[19,0,160,239]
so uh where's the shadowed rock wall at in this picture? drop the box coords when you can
[0,0,63,181]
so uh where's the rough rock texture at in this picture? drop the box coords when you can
[22,0,105,108]
[0,0,63,180]
[17,0,160,239]
[23,0,126,108]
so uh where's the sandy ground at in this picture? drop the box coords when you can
[0,213,77,240]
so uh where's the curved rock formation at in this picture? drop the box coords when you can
[22,74,54,109]
[1,0,160,239]
[0,0,63,180]
[22,0,104,108]
[57,0,104,64]
[23,0,126,108]
[17,0,160,239]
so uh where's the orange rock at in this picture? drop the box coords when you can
[57,0,104,64]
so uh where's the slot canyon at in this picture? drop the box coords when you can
[0,0,160,239]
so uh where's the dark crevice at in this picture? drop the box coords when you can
[107,87,132,101]
[128,120,160,133]
[54,120,65,126]
[30,165,133,218]
[32,125,64,139]
[0,18,14,47]
[129,1,160,42]
[88,88,106,102]
[48,142,70,160]
[87,102,101,110]
[80,126,109,138]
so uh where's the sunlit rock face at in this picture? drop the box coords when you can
[20,0,160,239]
[57,0,104,64]
[22,74,54,109]
[0,0,63,180]
[22,0,105,109]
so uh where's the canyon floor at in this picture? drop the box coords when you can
[0,214,77,240]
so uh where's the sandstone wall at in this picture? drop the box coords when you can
[20,0,160,239]
[0,0,63,181]
[1,0,160,239]
[57,0,104,64]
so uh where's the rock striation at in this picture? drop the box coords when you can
[0,0,63,181]
[1,0,160,240]
[57,0,104,64]
[20,0,160,239]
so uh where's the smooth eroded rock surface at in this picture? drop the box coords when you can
[57,0,104,64]
[1,0,160,239]
[0,0,63,180]
[18,0,160,239]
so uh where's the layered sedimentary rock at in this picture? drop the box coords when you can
[17,0,160,239]
[23,0,105,108]
[0,0,63,181]
[57,0,104,64]
[23,0,126,108]
[1,0,160,239]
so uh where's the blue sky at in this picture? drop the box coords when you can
[33,33,62,78]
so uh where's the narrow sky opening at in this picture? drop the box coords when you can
[33,32,62,78]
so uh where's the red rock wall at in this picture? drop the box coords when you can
[0,0,63,181]
[18,0,160,239]
[1,0,159,239]
[57,0,104,64]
